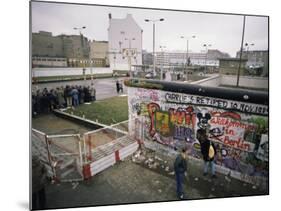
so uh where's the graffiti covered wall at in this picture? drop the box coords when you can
[127,86,268,184]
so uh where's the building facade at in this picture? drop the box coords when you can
[32,31,90,67]
[108,13,143,71]
[219,58,248,75]
[89,40,109,67]
[155,49,230,68]
[236,50,269,76]
[142,50,153,66]
[32,31,64,58]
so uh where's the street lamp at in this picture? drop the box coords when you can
[245,42,254,60]
[181,35,196,81]
[73,26,86,35]
[244,42,254,72]
[74,26,87,76]
[144,18,165,78]
[203,44,212,74]
[159,45,166,80]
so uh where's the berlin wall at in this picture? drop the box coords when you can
[125,79,268,186]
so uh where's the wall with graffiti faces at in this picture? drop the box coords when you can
[128,87,269,183]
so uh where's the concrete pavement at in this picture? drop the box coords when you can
[43,147,268,209]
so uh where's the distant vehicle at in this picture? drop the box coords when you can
[112,71,129,77]
[145,72,157,79]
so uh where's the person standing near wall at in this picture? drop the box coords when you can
[174,147,188,199]
[196,128,217,178]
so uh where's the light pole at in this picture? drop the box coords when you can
[159,45,166,80]
[245,42,254,59]
[145,18,165,78]
[203,44,212,74]
[74,26,87,78]
[181,35,196,81]
[73,26,86,35]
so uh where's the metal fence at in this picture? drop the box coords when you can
[46,134,84,182]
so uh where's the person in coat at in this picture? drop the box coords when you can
[174,147,188,199]
[196,128,217,178]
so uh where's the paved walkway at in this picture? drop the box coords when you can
[43,148,268,209]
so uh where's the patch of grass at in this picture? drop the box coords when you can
[65,96,128,125]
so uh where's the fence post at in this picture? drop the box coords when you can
[45,135,56,180]
[78,135,83,168]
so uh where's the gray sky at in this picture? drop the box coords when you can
[31,1,268,57]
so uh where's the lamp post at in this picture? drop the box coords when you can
[159,45,166,80]
[245,42,254,60]
[73,26,86,35]
[181,35,196,81]
[145,18,165,77]
[203,44,212,74]
[74,26,87,78]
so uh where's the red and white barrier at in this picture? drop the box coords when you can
[83,137,139,179]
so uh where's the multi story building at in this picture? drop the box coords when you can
[219,58,248,75]
[32,31,90,67]
[32,31,64,58]
[142,50,153,66]
[108,13,142,71]
[89,40,109,67]
[155,49,230,67]
[236,50,269,76]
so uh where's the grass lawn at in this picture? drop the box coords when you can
[65,96,128,125]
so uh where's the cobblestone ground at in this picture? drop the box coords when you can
[44,147,268,210]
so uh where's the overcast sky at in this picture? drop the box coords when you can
[31,1,268,57]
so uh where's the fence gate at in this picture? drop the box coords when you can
[31,129,55,179]
[46,134,84,182]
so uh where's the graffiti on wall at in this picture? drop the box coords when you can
[128,88,269,179]
[165,92,268,116]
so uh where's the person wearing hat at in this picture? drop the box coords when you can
[174,147,188,199]
[196,128,217,178]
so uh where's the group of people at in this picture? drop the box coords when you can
[174,128,217,200]
[32,84,96,116]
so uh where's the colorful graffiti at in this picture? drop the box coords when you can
[128,88,269,181]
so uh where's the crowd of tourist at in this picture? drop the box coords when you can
[32,85,96,116]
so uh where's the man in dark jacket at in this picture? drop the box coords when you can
[197,128,217,178]
[174,147,188,199]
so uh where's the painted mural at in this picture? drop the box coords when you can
[128,87,269,182]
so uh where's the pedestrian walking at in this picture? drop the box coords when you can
[174,147,188,199]
[116,80,120,93]
[32,155,48,210]
[196,128,217,178]
[119,80,123,93]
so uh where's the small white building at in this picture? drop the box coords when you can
[108,13,143,71]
